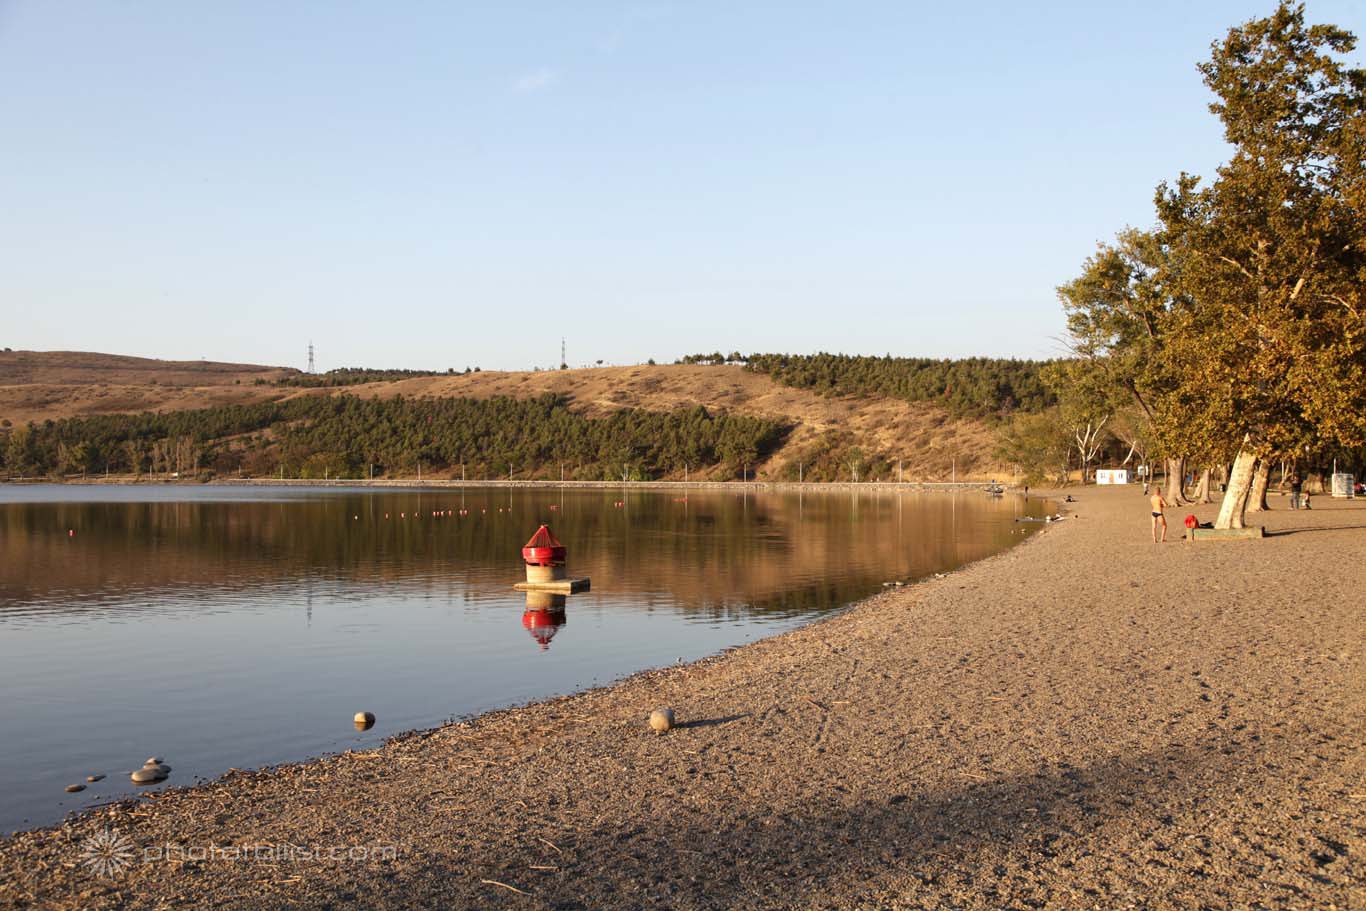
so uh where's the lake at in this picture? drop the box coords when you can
[0,484,1046,833]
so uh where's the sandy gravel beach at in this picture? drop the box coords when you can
[1,485,1361,910]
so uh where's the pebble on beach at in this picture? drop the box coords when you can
[64,784,85,793]
[355,711,376,729]
[649,707,675,733]
[86,774,105,782]
[130,767,166,784]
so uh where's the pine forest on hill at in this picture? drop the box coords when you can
[1,394,790,482]
[680,353,1055,419]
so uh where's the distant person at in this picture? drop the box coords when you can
[1150,490,1168,543]
[1289,473,1302,509]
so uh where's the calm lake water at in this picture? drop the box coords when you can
[0,484,1046,833]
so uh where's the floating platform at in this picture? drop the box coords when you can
[1187,526,1264,540]
[514,578,591,594]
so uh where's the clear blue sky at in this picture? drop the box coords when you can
[2,2,1361,372]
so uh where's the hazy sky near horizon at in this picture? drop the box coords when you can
[2,2,1361,373]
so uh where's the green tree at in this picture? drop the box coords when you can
[1153,3,1365,527]
[5,425,36,476]
[1041,360,1119,484]
[1056,228,1190,500]
[993,408,1072,485]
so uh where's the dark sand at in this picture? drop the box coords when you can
[1,486,1361,910]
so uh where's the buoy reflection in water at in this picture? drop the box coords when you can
[522,592,567,651]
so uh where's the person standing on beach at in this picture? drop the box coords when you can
[1150,490,1168,543]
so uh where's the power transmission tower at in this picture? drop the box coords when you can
[307,341,315,374]
[560,337,567,370]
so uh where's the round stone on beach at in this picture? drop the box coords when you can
[649,707,675,733]
[86,774,105,782]
[65,783,85,793]
[354,711,375,729]
[130,767,167,783]
[144,757,164,766]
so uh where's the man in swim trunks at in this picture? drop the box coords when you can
[1150,490,1168,543]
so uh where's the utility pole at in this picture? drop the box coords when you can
[307,341,315,375]
[560,338,567,370]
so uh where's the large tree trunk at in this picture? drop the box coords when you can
[1215,449,1258,529]
[1246,460,1271,512]
[1192,468,1212,503]
[1164,458,1185,505]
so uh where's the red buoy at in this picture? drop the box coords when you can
[521,525,567,567]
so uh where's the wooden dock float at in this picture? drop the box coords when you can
[1187,526,1265,540]
[514,578,591,594]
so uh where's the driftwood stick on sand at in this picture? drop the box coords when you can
[481,879,532,895]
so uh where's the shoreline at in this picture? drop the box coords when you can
[2,477,1008,491]
[2,486,1360,909]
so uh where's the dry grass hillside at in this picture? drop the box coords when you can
[0,350,293,386]
[0,351,1008,480]
[354,366,1002,480]
[0,350,296,427]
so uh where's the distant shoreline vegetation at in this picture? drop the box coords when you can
[0,395,789,482]
[678,352,1055,419]
[272,367,460,387]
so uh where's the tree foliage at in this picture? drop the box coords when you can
[993,409,1072,484]
[277,367,452,388]
[700,353,1055,419]
[0,395,790,481]
[1053,3,1365,519]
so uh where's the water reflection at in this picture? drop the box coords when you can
[0,484,1046,833]
[522,592,569,652]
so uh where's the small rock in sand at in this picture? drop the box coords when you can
[131,767,167,784]
[86,774,105,782]
[649,707,675,733]
[355,711,376,729]
[64,784,86,793]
